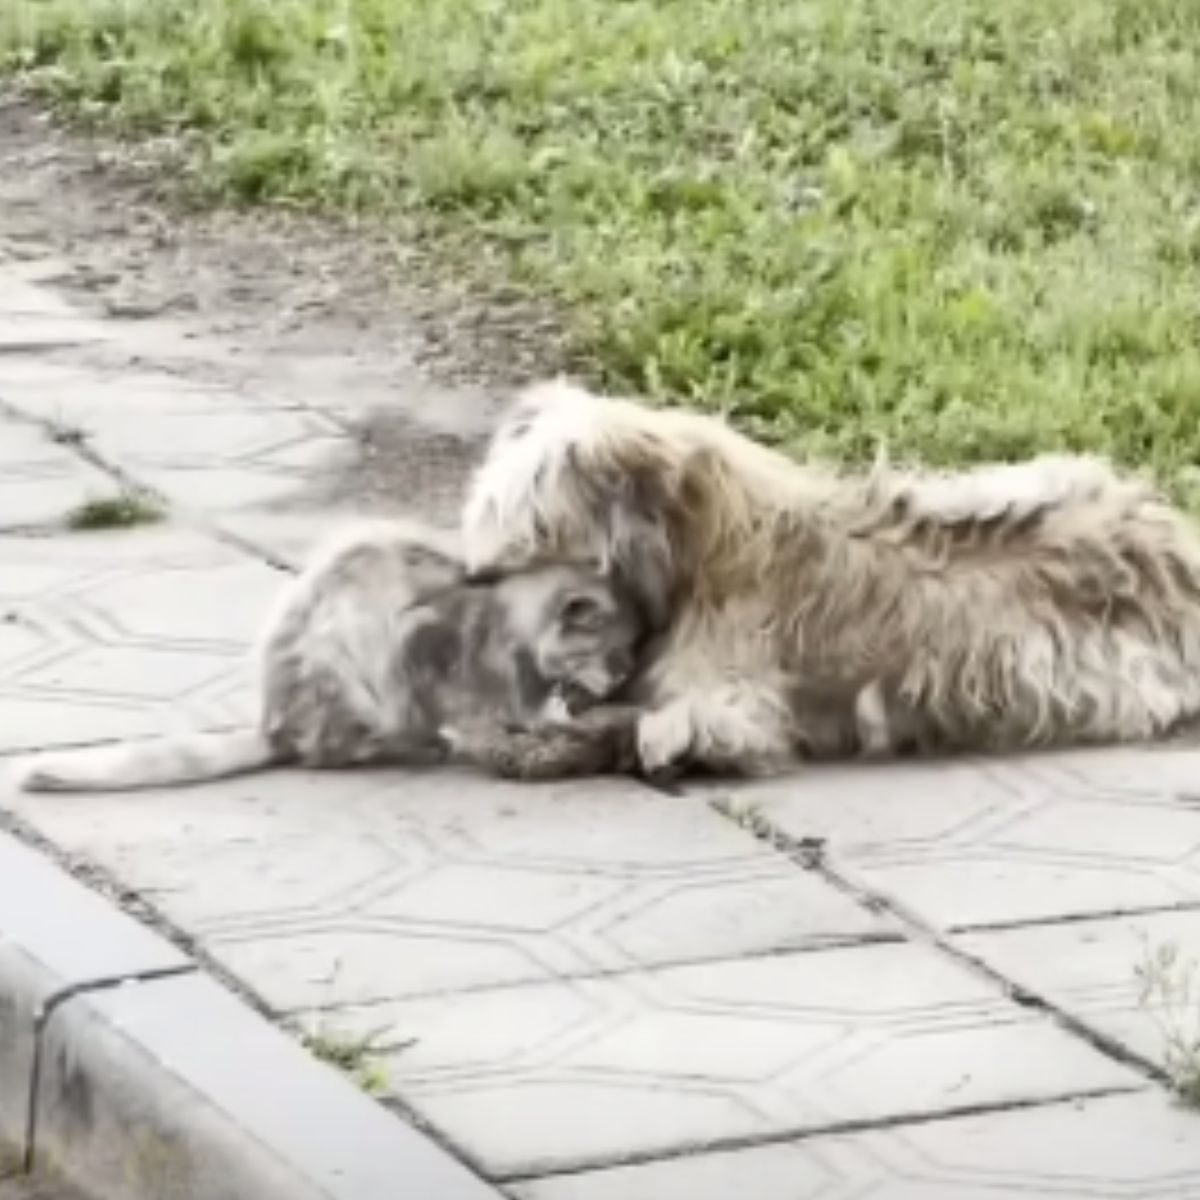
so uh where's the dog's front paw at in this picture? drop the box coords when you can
[636,703,694,781]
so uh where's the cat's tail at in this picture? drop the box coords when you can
[11,728,279,793]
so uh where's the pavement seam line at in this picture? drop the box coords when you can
[705,797,1176,1090]
[494,1083,1145,1183]
[277,932,911,1016]
[948,900,1200,935]
[23,964,197,1172]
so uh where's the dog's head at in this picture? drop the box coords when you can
[462,379,689,632]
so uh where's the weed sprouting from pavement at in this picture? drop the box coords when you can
[301,1024,411,1096]
[1135,939,1200,1108]
[66,492,166,530]
[711,795,772,840]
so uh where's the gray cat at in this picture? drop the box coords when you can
[13,520,647,792]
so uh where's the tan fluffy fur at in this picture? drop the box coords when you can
[463,378,1200,776]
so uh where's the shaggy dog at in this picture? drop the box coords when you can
[462,378,1200,778]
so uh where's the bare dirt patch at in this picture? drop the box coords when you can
[0,93,567,522]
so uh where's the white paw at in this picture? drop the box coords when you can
[637,703,695,776]
[437,726,465,752]
[537,692,573,726]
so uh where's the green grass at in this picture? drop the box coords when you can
[302,1027,395,1096]
[7,0,1200,496]
[67,492,166,530]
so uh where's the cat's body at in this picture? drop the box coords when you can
[14,521,647,792]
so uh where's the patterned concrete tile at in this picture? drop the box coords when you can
[76,403,348,472]
[513,1138,850,1200]
[0,473,129,530]
[316,941,1139,1177]
[0,529,275,748]
[0,274,78,318]
[15,643,237,702]
[1008,745,1200,804]
[131,464,326,511]
[207,510,354,564]
[0,421,84,470]
[0,693,166,755]
[959,909,1200,1069]
[712,748,1200,928]
[0,618,47,670]
[0,312,111,349]
[73,562,280,648]
[512,1092,1199,1199]
[104,409,343,467]
[0,526,241,591]
[700,759,1022,854]
[0,357,354,515]
[0,413,116,528]
[0,359,279,420]
[2,769,897,1009]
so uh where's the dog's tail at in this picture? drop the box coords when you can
[11,728,279,793]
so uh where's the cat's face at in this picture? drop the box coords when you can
[532,570,645,710]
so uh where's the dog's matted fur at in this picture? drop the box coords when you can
[463,378,1200,777]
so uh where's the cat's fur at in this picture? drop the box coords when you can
[12,520,647,792]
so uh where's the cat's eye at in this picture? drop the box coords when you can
[561,595,603,626]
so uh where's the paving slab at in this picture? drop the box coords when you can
[0,529,271,753]
[0,369,354,518]
[0,313,112,351]
[3,769,896,1007]
[512,1091,1200,1199]
[704,748,1200,928]
[0,275,79,319]
[958,910,1200,1069]
[310,939,1141,1178]
[0,412,116,530]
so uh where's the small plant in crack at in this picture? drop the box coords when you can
[710,794,826,866]
[712,795,772,838]
[1135,939,1200,1108]
[66,491,166,530]
[301,1023,412,1096]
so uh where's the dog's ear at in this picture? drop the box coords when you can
[605,464,678,632]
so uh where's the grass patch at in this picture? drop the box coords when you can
[66,491,165,530]
[302,1026,402,1096]
[7,0,1200,496]
[1136,939,1200,1108]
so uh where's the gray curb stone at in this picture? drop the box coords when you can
[0,831,501,1200]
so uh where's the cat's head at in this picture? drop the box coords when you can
[510,564,647,709]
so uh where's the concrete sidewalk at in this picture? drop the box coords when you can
[2,250,1200,1198]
